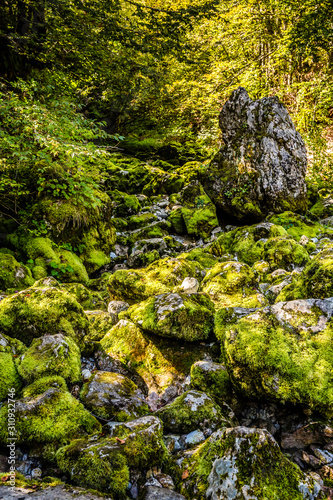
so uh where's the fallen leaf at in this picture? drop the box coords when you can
[182,470,189,480]
[115,437,126,444]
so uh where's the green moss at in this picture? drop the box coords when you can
[56,415,169,494]
[22,375,68,397]
[157,390,229,434]
[0,253,34,292]
[17,334,81,384]
[179,248,219,268]
[127,212,158,230]
[142,168,185,197]
[0,334,25,401]
[0,388,101,446]
[107,257,204,304]
[190,361,232,403]
[268,211,320,241]
[209,224,308,270]
[124,292,215,341]
[179,427,318,499]
[201,261,265,309]
[80,371,149,421]
[100,319,218,392]
[276,246,333,301]
[168,208,186,234]
[109,189,141,216]
[215,303,333,416]
[0,286,89,346]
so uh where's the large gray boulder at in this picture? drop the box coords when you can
[202,87,307,221]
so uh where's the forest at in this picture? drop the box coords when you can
[1,0,333,499]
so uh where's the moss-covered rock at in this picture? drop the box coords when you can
[17,334,81,384]
[100,319,219,393]
[24,236,90,284]
[127,212,158,230]
[142,167,185,197]
[267,211,321,241]
[56,415,169,495]
[201,261,266,309]
[0,388,101,446]
[22,375,68,397]
[201,87,308,221]
[169,182,219,239]
[157,390,231,435]
[0,253,34,291]
[190,361,232,404]
[0,286,89,346]
[109,189,141,216]
[124,292,215,342]
[83,310,116,354]
[179,248,219,269]
[210,222,309,270]
[60,283,103,310]
[276,246,333,301]
[0,333,25,401]
[216,298,333,416]
[179,427,321,499]
[107,257,204,304]
[80,371,149,421]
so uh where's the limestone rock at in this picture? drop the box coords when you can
[216,298,333,416]
[126,292,215,342]
[0,388,101,446]
[157,390,231,435]
[180,277,199,294]
[56,414,169,495]
[179,426,321,499]
[80,370,149,421]
[143,487,186,500]
[17,334,81,384]
[202,87,307,221]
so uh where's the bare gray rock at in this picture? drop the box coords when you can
[202,87,307,221]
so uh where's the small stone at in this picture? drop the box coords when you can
[107,300,130,323]
[31,467,42,479]
[184,430,205,447]
[81,369,92,381]
[299,235,310,246]
[180,277,199,294]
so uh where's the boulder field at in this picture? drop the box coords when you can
[1,89,333,499]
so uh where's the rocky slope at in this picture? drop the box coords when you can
[1,89,333,499]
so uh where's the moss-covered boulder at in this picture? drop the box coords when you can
[157,390,231,435]
[100,319,219,393]
[22,375,68,397]
[201,261,266,309]
[179,427,321,499]
[60,283,103,310]
[0,333,25,401]
[56,415,169,495]
[107,257,204,304]
[0,286,89,346]
[17,334,81,384]
[201,87,308,221]
[210,222,309,270]
[0,253,34,291]
[80,371,149,421]
[216,298,333,416]
[125,292,215,342]
[190,361,232,404]
[180,248,219,269]
[276,246,333,302]
[0,388,101,446]
[85,310,115,348]
[23,236,89,284]
[169,181,219,239]
[31,193,116,274]
[267,211,321,241]
[109,189,141,216]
